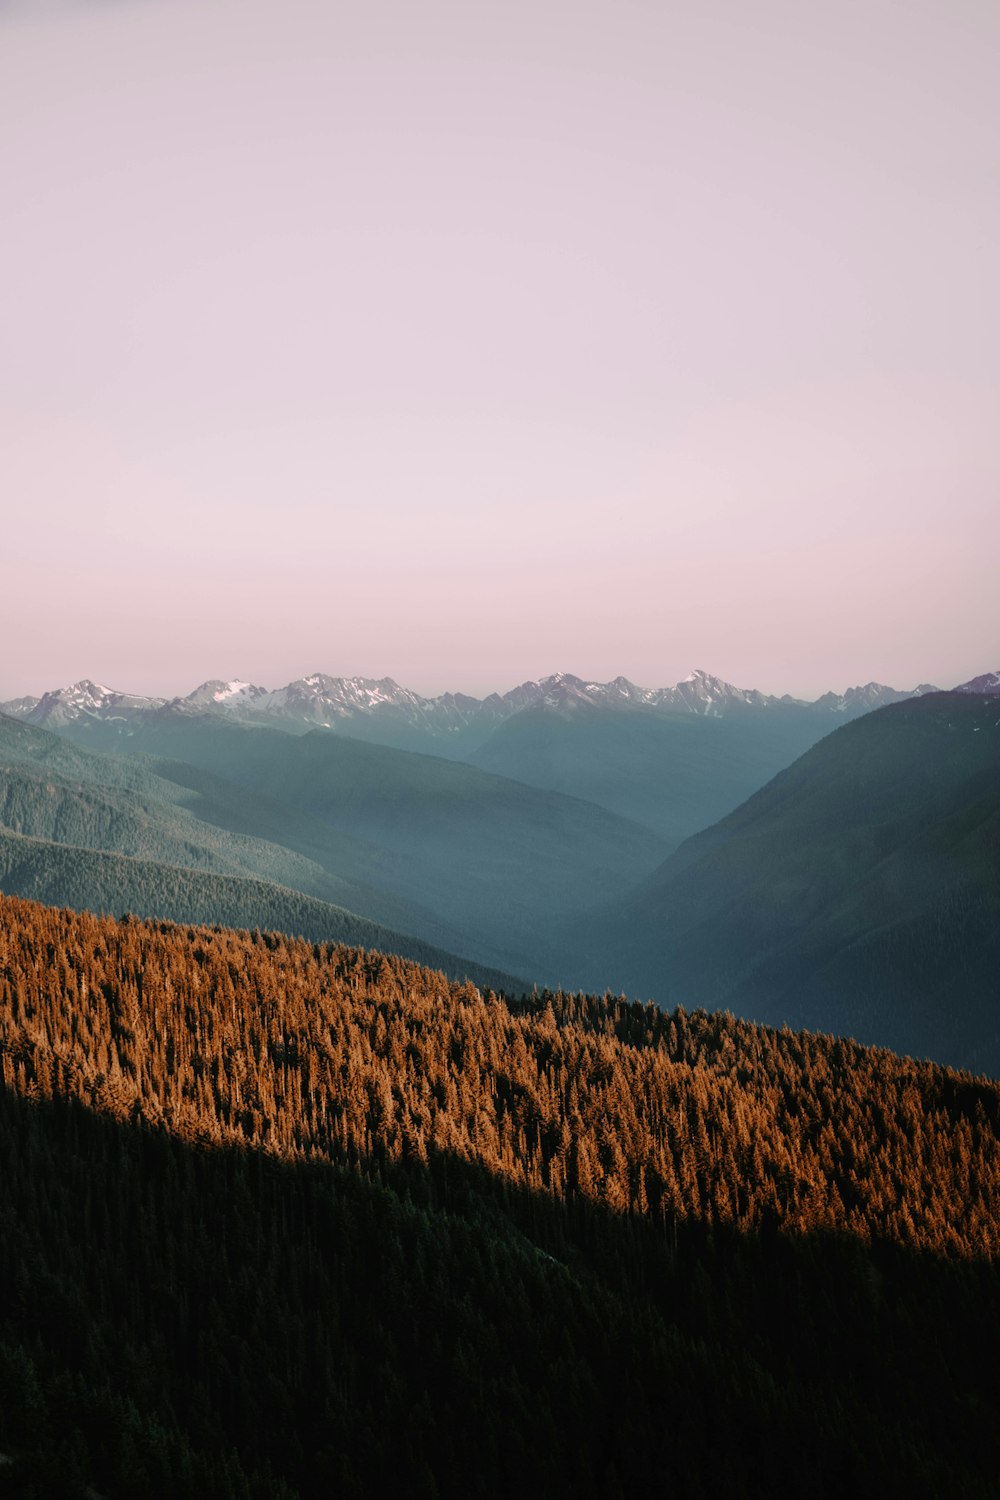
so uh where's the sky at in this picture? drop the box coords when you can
[2,0,997,700]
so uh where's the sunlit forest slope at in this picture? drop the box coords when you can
[0,895,997,1496]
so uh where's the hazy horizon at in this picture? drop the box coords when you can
[3,0,997,702]
[0,659,989,707]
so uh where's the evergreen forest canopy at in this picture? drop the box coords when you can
[0,894,997,1497]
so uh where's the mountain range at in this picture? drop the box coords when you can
[2,668,959,845]
[2,665,998,1072]
[0,666,951,747]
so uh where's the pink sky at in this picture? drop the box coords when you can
[2,0,997,700]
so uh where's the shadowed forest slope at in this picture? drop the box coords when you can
[0,895,997,1496]
[598,693,1000,1074]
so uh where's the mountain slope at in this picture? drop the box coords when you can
[598,693,1000,1074]
[1,710,668,982]
[75,715,669,979]
[0,895,997,1495]
[0,711,470,950]
[956,668,1000,694]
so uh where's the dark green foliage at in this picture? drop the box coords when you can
[0,895,997,1497]
[603,694,1000,1074]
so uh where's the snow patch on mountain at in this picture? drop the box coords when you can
[954,670,1000,695]
[176,680,270,713]
[812,682,940,715]
[25,680,166,728]
[9,666,989,738]
[0,697,40,720]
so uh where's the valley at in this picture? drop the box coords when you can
[6,0,995,1490]
[2,668,997,1070]
[1,666,998,1494]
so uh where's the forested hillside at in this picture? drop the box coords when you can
[599,693,1000,1075]
[0,895,997,1496]
[0,831,517,993]
[0,711,511,958]
[0,710,667,983]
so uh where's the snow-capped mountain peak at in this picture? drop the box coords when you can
[0,696,40,720]
[251,675,430,730]
[3,666,989,741]
[28,680,166,727]
[179,679,269,709]
[812,681,940,715]
[213,680,262,702]
[954,670,1000,695]
[644,669,773,716]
